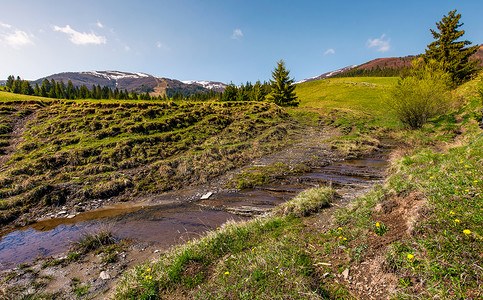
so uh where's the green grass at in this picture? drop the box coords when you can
[296,77,399,125]
[114,187,339,299]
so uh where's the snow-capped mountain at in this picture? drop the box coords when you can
[181,80,227,92]
[33,71,225,97]
[295,65,358,84]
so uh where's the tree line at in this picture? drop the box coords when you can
[331,65,412,78]
[4,76,161,100]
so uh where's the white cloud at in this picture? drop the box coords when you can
[324,48,335,55]
[124,45,131,52]
[96,21,104,28]
[53,25,106,45]
[231,29,243,40]
[367,34,390,52]
[0,23,34,48]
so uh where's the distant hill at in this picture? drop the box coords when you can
[297,45,483,83]
[0,80,5,86]
[33,71,227,97]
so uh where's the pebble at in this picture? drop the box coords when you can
[99,271,110,280]
[66,214,76,219]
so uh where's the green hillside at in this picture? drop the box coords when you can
[296,77,400,127]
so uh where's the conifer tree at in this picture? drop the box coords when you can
[40,85,47,97]
[12,77,22,94]
[6,75,14,90]
[20,81,33,95]
[268,60,298,107]
[424,9,480,84]
[130,89,138,100]
[221,83,237,101]
[34,83,40,96]
[41,79,51,94]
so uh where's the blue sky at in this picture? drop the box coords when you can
[1,0,482,84]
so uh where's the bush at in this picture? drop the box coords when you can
[386,60,452,129]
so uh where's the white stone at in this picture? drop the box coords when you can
[66,214,76,219]
[200,192,213,200]
[99,271,110,280]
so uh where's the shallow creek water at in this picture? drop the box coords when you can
[0,152,388,269]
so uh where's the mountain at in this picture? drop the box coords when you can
[33,71,226,97]
[294,65,357,84]
[0,80,5,86]
[181,80,227,93]
[297,45,483,83]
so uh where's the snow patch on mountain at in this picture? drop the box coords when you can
[295,65,358,84]
[82,71,151,81]
[182,80,227,91]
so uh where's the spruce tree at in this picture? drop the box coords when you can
[6,75,14,90]
[268,60,298,107]
[424,9,480,84]
[20,81,33,95]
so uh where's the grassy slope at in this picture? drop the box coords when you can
[0,95,305,227]
[112,76,482,299]
[295,77,400,157]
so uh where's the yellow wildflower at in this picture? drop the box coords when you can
[224,271,230,275]
[463,229,471,235]
[474,180,479,183]
[376,222,380,227]
[147,268,151,272]
[454,219,460,223]
[430,176,434,179]
[338,227,343,230]
[465,165,469,168]
[450,211,455,215]
[407,254,414,260]
[338,236,343,239]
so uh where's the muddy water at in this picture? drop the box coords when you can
[0,152,388,269]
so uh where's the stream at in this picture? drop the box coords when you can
[0,151,389,270]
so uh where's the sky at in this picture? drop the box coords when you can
[1,0,482,84]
